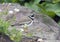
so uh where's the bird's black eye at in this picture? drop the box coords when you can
[29,14,34,18]
[31,14,34,17]
[28,14,34,20]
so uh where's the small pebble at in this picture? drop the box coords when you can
[14,8,20,12]
[20,28,24,32]
[37,38,43,42]
[8,10,13,14]
[8,3,11,5]
[16,28,24,32]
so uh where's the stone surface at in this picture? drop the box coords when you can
[0,3,60,40]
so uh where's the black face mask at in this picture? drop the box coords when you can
[28,14,34,20]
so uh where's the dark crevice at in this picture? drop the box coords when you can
[53,15,60,23]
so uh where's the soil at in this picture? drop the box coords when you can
[0,33,13,42]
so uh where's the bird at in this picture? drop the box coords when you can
[11,16,34,27]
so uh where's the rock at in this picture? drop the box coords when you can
[0,3,60,40]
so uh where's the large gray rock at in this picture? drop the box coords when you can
[0,3,60,40]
